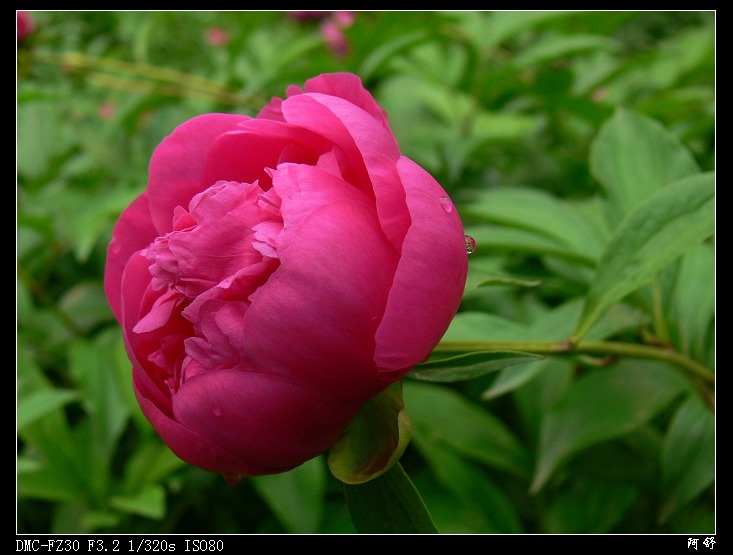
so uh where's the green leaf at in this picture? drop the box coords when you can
[360,30,431,80]
[668,498,715,535]
[659,394,715,522]
[328,382,411,484]
[69,332,131,462]
[17,389,79,431]
[58,282,114,332]
[409,474,491,533]
[411,350,543,382]
[17,465,81,502]
[81,511,120,532]
[447,300,644,401]
[252,456,326,533]
[513,33,621,68]
[470,111,540,143]
[17,350,85,498]
[122,438,187,493]
[445,299,583,345]
[17,100,75,180]
[109,485,166,520]
[543,479,638,533]
[442,311,532,342]
[412,436,522,533]
[590,108,700,220]
[405,381,531,478]
[464,224,596,266]
[531,359,689,493]
[482,358,554,401]
[573,173,714,340]
[449,11,572,50]
[670,244,715,360]
[16,276,35,327]
[508,359,575,448]
[583,303,650,342]
[344,463,438,534]
[474,276,543,289]
[604,27,714,106]
[65,332,133,504]
[17,456,43,474]
[464,187,605,263]
[465,273,542,292]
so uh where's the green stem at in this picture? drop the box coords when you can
[434,339,714,384]
[32,50,265,109]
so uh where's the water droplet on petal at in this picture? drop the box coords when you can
[465,235,477,254]
[213,407,222,417]
[439,197,454,213]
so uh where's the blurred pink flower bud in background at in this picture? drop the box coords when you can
[288,11,356,57]
[204,26,230,47]
[98,101,116,120]
[17,11,35,44]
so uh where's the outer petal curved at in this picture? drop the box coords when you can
[301,72,393,132]
[281,93,409,250]
[133,369,284,477]
[105,192,157,322]
[169,369,361,473]
[374,156,468,374]
[147,113,250,234]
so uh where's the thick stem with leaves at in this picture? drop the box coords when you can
[434,339,714,409]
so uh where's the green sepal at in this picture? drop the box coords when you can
[328,381,412,485]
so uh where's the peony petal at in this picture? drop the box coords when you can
[181,259,278,323]
[374,156,468,374]
[148,113,250,234]
[133,370,286,476]
[199,120,332,191]
[271,162,372,228]
[281,93,410,251]
[105,193,158,322]
[133,288,179,334]
[301,72,392,132]
[257,96,285,122]
[119,253,175,412]
[242,165,399,402]
[121,252,192,405]
[148,180,269,297]
[169,369,362,473]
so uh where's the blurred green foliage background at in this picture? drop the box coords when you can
[17,11,714,534]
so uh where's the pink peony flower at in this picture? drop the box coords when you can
[105,73,468,481]
[17,11,35,44]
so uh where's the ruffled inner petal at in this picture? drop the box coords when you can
[146,180,278,298]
